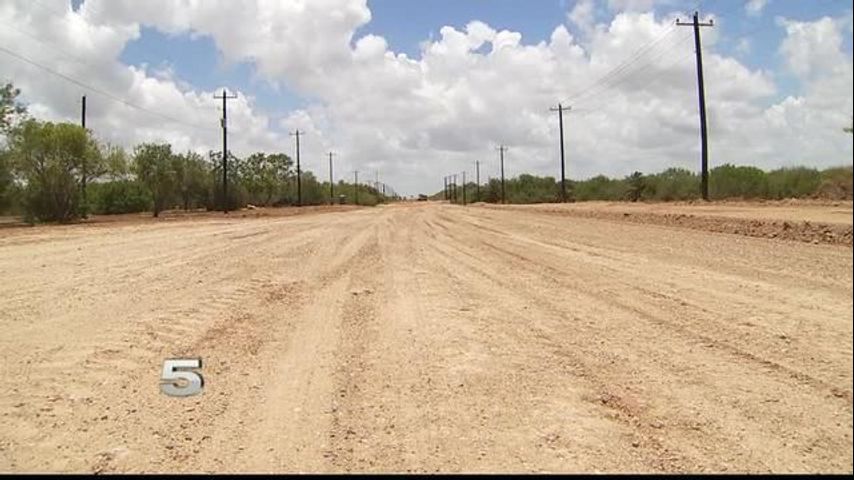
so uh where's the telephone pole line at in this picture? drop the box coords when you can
[328,151,336,203]
[677,11,714,201]
[475,160,480,202]
[497,145,508,204]
[81,95,88,218]
[290,130,304,206]
[550,103,570,202]
[214,89,238,213]
[462,171,467,206]
[354,170,359,205]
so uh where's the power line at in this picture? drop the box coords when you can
[0,44,212,131]
[569,30,694,108]
[572,48,696,115]
[562,21,679,105]
[0,17,112,74]
[572,35,695,111]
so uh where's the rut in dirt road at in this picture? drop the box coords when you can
[0,203,851,473]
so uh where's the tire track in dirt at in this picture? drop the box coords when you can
[0,211,372,472]
[2,203,850,473]
[452,206,852,395]
[426,205,851,472]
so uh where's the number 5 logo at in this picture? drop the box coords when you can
[160,358,204,397]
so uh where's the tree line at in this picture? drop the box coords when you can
[0,83,388,223]
[446,165,853,204]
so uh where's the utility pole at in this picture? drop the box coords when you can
[452,174,457,203]
[81,95,87,218]
[550,103,570,202]
[214,89,238,213]
[328,151,336,204]
[497,145,508,204]
[81,95,86,129]
[290,130,304,206]
[444,176,448,200]
[678,11,714,201]
[462,171,466,206]
[475,160,480,203]
[354,170,359,205]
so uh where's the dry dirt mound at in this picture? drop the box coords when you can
[484,204,853,246]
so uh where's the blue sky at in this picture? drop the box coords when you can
[113,0,853,119]
[9,0,845,194]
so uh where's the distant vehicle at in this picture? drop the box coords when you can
[417,194,429,201]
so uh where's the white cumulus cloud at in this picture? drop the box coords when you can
[1,0,851,195]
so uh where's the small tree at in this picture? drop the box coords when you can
[133,143,176,217]
[0,149,14,213]
[1,82,27,134]
[1,82,28,213]
[625,171,647,202]
[173,151,209,210]
[7,120,100,222]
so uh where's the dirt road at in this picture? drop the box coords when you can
[1,202,851,473]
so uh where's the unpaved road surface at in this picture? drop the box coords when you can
[1,202,851,473]
[515,200,854,226]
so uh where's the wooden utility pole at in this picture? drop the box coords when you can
[475,160,480,202]
[81,95,88,218]
[290,130,304,206]
[328,151,335,203]
[550,103,570,202]
[678,12,714,201]
[214,89,238,213]
[462,171,466,206]
[497,145,508,204]
[354,170,359,205]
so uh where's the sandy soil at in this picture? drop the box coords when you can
[525,200,854,225]
[1,202,851,473]
[486,201,853,246]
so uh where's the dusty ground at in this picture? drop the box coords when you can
[483,200,854,246]
[520,199,854,225]
[0,202,851,473]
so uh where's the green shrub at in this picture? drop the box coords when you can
[574,175,626,201]
[645,168,699,201]
[817,166,853,200]
[765,167,821,199]
[89,180,151,214]
[710,164,768,199]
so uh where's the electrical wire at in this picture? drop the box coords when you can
[571,30,694,109]
[561,21,680,105]
[0,44,213,132]
[573,48,697,116]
